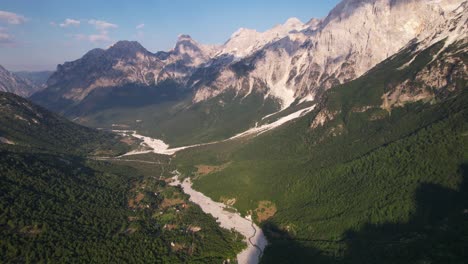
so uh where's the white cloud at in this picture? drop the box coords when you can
[136,23,145,30]
[59,18,80,28]
[0,27,13,44]
[0,10,27,25]
[88,19,118,31]
[88,33,111,42]
[73,32,111,43]
[70,19,117,43]
[0,32,12,43]
[72,34,86,40]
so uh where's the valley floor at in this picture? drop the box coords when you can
[115,128,273,263]
[114,104,316,156]
[169,172,268,264]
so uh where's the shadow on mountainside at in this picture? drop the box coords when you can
[69,80,188,116]
[261,163,468,264]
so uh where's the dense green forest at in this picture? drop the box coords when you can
[0,148,245,263]
[0,92,246,263]
[177,93,468,263]
[174,39,468,262]
[78,89,280,147]
[0,92,132,156]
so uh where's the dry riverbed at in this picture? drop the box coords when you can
[169,173,268,264]
[116,130,272,263]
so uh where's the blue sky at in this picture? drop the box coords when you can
[0,0,339,71]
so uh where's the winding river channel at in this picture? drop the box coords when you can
[169,174,268,264]
[116,130,269,263]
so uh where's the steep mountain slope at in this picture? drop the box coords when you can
[174,25,468,263]
[193,0,463,108]
[0,92,131,155]
[0,65,39,97]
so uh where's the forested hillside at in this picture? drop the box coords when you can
[0,92,131,155]
[0,93,245,263]
[174,38,468,262]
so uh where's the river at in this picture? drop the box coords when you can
[114,120,310,263]
[113,104,315,156]
[169,173,268,264]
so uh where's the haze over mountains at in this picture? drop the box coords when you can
[14,71,52,89]
[0,66,38,97]
[0,65,52,97]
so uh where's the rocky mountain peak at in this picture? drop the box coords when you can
[174,34,203,55]
[268,17,307,36]
[283,17,304,30]
[107,40,151,58]
[306,18,321,29]
[171,34,219,67]
[229,27,258,39]
[220,17,306,58]
[177,34,194,41]
[82,48,106,59]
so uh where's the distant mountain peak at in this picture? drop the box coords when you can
[173,34,205,57]
[306,18,321,27]
[230,27,258,39]
[107,40,150,56]
[82,48,106,59]
[110,40,145,49]
[175,34,199,49]
[177,34,194,41]
[283,17,304,28]
[172,34,219,66]
[220,18,307,58]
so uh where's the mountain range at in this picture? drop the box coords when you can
[30,0,467,147]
